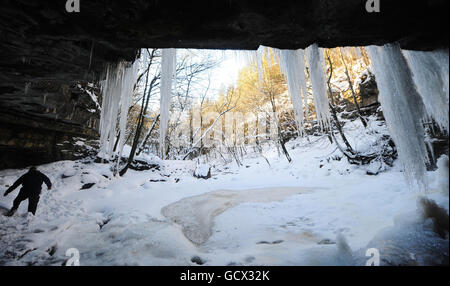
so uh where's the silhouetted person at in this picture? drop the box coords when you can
[3,166,52,216]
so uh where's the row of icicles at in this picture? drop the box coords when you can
[98,43,449,191]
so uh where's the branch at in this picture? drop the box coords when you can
[182,107,234,160]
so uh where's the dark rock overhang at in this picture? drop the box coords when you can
[1,0,448,78]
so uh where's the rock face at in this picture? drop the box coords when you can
[0,124,99,170]
[0,0,448,169]
[0,81,100,169]
[359,71,379,108]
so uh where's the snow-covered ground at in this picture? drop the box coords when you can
[0,119,448,266]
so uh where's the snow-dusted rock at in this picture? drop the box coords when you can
[193,163,211,179]
[61,169,77,179]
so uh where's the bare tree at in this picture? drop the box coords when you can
[268,91,292,162]
[182,106,234,160]
[120,49,158,176]
[325,50,356,157]
[136,114,160,156]
[338,48,367,128]
[257,59,292,163]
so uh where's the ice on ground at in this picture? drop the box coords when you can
[162,187,314,245]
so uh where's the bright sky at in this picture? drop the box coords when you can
[179,49,252,101]
[208,50,248,96]
[145,49,251,112]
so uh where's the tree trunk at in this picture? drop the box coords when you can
[339,48,367,128]
[136,114,160,156]
[269,91,292,163]
[119,49,156,176]
[326,51,356,154]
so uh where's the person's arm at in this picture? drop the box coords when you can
[42,173,52,190]
[4,175,24,196]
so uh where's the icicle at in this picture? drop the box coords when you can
[263,46,272,67]
[306,44,331,129]
[270,47,281,63]
[99,64,116,160]
[116,61,138,171]
[367,44,428,191]
[99,61,138,163]
[433,49,449,104]
[303,83,309,116]
[355,47,362,58]
[233,49,256,65]
[256,46,264,83]
[159,48,177,159]
[88,40,94,70]
[402,49,449,132]
[278,49,308,135]
[24,82,31,94]
[232,49,262,80]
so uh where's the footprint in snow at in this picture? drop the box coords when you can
[256,240,284,245]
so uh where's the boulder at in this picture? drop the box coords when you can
[194,164,212,179]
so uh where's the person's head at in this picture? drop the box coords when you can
[29,166,37,173]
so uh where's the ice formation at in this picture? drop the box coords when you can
[306,44,331,129]
[159,48,177,159]
[232,48,265,83]
[367,44,429,190]
[278,49,308,135]
[99,65,117,160]
[98,61,138,164]
[99,61,135,161]
[402,49,449,132]
[232,50,256,65]
[256,47,264,83]
[115,61,138,171]
[355,47,362,58]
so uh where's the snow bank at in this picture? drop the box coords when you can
[0,116,447,265]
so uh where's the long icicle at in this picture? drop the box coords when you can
[306,44,331,130]
[159,48,177,159]
[116,61,139,172]
[402,49,449,132]
[98,61,138,165]
[278,49,308,135]
[99,63,124,160]
[367,43,428,191]
[98,66,111,159]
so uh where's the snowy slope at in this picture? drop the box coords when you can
[0,118,448,266]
